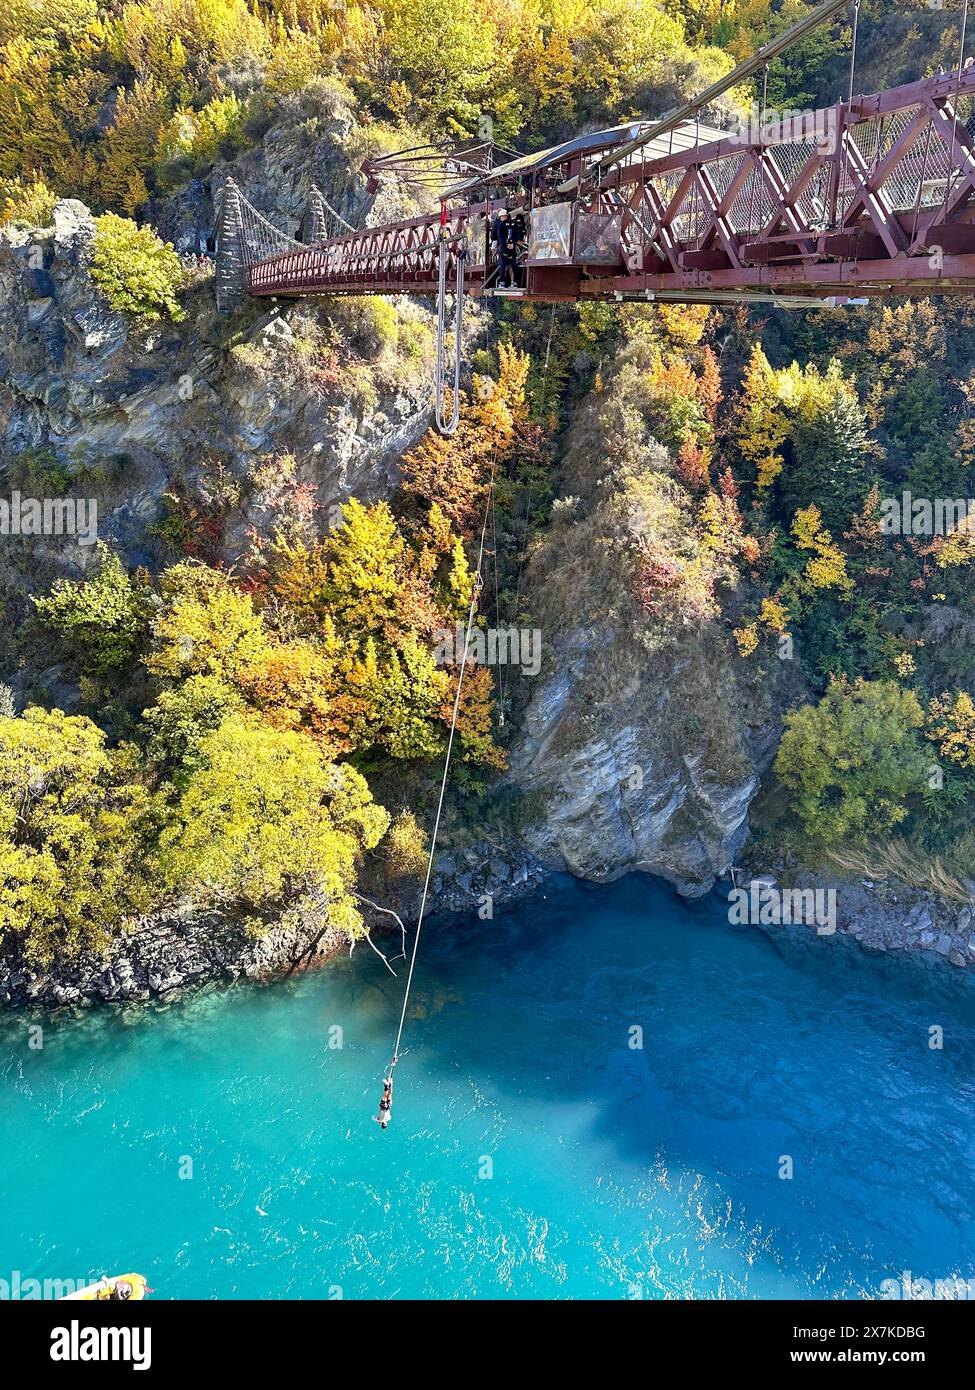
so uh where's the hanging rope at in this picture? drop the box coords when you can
[435,212,465,436]
[377,461,497,1123]
[847,0,860,107]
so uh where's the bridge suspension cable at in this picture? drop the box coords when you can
[942,0,972,226]
[214,177,358,310]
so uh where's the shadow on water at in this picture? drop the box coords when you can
[333,873,975,1293]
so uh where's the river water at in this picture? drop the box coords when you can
[2,874,974,1300]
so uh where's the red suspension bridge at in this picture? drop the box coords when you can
[216,65,975,312]
[211,0,975,430]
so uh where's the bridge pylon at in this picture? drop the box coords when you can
[299,188,331,245]
[214,177,247,313]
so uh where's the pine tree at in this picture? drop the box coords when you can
[782,368,873,531]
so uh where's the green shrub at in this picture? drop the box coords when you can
[32,543,153,676]
[775,678,929,844]
[89,212,185,322]
[9,446,73,494]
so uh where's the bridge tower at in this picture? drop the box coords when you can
[214,178,247,313]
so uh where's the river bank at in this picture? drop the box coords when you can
[0,846,550,1011]
[2,844,972,1014]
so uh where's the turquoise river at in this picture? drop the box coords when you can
[2,874,975,1300]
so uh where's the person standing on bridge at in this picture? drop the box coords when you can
[508,202,528,288]
[491,206,518,288]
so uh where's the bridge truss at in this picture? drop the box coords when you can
[219,66,975,310]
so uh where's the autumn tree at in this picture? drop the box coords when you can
[147,562,273,682]
[789,504,853,595]
[399,341,529,533]
[90,213,184,320]
[158,716,389,935]
[0,708,158,964]
[775,678,928,843]
[733,343,789,491]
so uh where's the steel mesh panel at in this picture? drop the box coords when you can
[705,152,746,202]
[768,140,824,227]
[650,168,688,241]
[729,168,777,236]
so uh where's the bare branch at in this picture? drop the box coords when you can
[353,891,409,960]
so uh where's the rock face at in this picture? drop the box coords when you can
[0,905,348,1011]
[148,79,427,259]
[743,873,975,968]
[0,200,432,518]
[509,624,775,895]
[0,190,437,679]
[505,335,793,899]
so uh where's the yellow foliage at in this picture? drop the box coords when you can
[734,623,759,657]
[656,302,710,347]
[734,344,789,490]
[148,563,273,681]
[934,514,975,568]
[759,597,790,633]
[790,505,853,593]
[927,690,975,768]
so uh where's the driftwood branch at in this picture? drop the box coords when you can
[353,892,409,960]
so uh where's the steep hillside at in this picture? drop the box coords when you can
[5,0,975,1002]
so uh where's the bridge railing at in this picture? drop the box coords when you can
[591,67,975,281]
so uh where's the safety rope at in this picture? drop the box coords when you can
[847,0,860,107]
[435,213,465,435]
[379,461,497,1116]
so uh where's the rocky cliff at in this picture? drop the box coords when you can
[506,331,797,898]
[0,187,440,701]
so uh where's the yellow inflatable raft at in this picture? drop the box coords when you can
[61,1274,148,1301]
